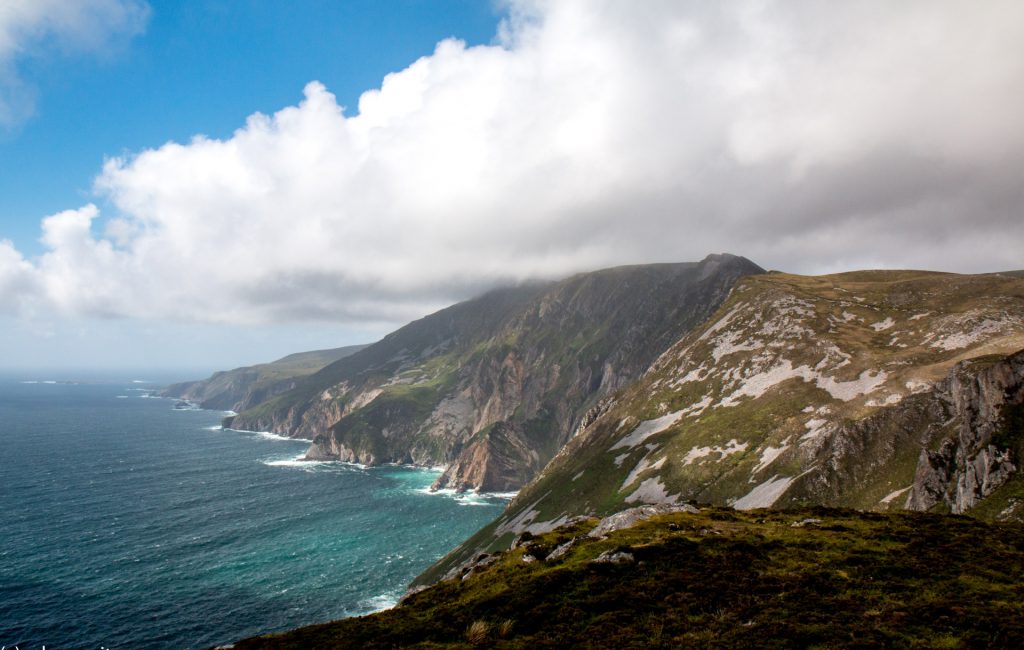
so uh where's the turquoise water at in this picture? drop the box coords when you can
[0,375,506,649]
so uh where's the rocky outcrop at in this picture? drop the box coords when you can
[907,351,1024,513]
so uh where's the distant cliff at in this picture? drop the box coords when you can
[227,254,765,491]
[161,345,367,412]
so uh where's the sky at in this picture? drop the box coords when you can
[1,0,1023,374]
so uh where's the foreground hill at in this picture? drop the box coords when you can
[229,506,1024,649]
[421,270,1024,583]
[162,345,368,412]
[227,254,763,491]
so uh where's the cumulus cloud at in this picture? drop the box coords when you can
[0,0,149,125]
[2,0,1023,326]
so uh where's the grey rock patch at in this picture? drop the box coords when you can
[592,550,635,565]
[790,518,822,527]
[588,503,698,539]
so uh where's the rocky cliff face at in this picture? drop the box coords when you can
[228,254,764,490]
[907,352,1024,514]
[419,270,1024,584]
[161,345,366,412]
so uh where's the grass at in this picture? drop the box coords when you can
[228,507,1024,649]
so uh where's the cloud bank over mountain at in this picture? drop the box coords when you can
[2,0,1023,325]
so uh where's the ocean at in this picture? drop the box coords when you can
[0,374,507,649]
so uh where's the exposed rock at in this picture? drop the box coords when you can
[907,350,1024,513]
[589,504,698,538]
[790,518,822,527]
[591,550,635,564]
[545,537,582,561]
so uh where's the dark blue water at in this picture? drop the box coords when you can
[0,375,506,649]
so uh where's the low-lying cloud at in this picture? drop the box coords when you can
[2,0,1023,325]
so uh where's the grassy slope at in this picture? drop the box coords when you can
[256,346,370,377]
[163,345,368,406]
[230,507,1024,649]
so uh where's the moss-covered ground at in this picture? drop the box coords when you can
[228,507,1024,649]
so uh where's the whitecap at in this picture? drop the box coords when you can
[20,380,38,384]
[204,425,223,431]
[42,380,57,384]
[454,494,493,507]
[415,486,515,504]
[418,486,456,497]
[116,395,129,399]
[485,491,519,499]
[223,427,313,443]
[360,593,398,613]
[262,454,367,471]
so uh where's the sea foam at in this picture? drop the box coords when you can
[222,427,313,443]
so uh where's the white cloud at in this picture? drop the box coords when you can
[0,0,149,125]
[2,0,1023,326]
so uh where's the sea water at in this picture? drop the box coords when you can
[0,374,507,649]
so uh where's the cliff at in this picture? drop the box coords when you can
[161,345,367,412]
[419,270,1024,584]
[227,254,764,491]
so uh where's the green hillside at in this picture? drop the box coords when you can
[230,507,1024,649]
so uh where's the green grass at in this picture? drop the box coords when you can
[228,507,1024,649]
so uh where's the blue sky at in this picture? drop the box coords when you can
[1,2,1022,374]
[0,0,500,257]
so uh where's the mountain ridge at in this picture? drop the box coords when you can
[225,254,765,491]
[161,344,369,412]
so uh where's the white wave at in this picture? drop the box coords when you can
[20,380,38,384]
[116,395,129,399]
[454,494,494,507]
[486,491,519,499]
[42,380,57,384]
[204,425,223,431]
[415,486,515,504]
[262,455,318,467]
[222,427,313,443]
[126,388,150,391]
[418,486,455,496]
[223,410,238,416]
[360,593,398,613]
[131,379,149,384]
[262,454,367,470]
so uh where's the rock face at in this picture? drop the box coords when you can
[908,352,1024,513]
[227,254,764,491]
[418,270,1024,585]
[161,345,367,413]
